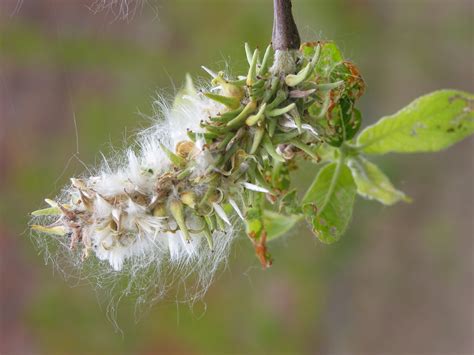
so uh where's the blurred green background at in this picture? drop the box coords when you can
[1,0,473,354]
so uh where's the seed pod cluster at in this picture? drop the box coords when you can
[31,41,364,273]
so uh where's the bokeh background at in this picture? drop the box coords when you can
[1,0,473,354]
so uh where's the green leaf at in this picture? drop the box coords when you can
[278,190,300,215]
[348,157,411,205]
[357,90,474,154]
[302,161,356,244]
[326,97,362,147]
[263,211,302,241]
[315,143,337,163]
[313,42,344,77]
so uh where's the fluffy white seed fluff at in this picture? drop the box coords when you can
[33,82,236,306]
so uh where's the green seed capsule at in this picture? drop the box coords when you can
[290,108,302,133]
[217,132,235,150]
[250,126,265,154]
[289,139,320,161]
[226,100,257,129]
[246,103,267,126]
[180,191,197,209]
[258,44,272,76]
[226,78,247,86]
[153,204,167,217]
[246,48,260,86]
[244,42,253,65]
[266,90,288,110]
[31,206,62,216]
[316,80,344,91]
[187,130,218,142]
[169,200,191,242]
[214,211,226,231]
[267,103,296,117]
[273,130,300,144]
[177,166,193,180]
[204,93,241,109]
[268,119,277,137]
[160,143,186,167]
[262,135,285,162]
[210,106,244,123]
[284,44,321,87]
[203,225,214,251]
[204,214,215,231]
[201,123,227,135]
[31,225,67,236]
[220,82,245,101]
[251,79,266,89]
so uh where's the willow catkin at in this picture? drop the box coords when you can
[31,42,365,303]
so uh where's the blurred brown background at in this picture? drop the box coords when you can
[1,0,473,354]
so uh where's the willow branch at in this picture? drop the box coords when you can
[272,0,301,50]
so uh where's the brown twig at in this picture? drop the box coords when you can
[272,0,301,50]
